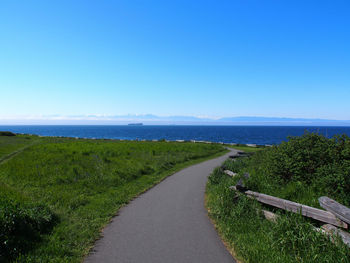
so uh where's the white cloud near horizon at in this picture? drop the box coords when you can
[0,114,350,123]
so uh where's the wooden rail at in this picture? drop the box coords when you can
[319,196,350,225]
[245,190,347,228]
[224,170,237,177]
[321,224,350,247]
[226,160,350,247]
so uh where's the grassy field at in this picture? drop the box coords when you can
[0,134,226,262]
[207,133,350,263]
[226,144,264,153]
[0,134,42,161]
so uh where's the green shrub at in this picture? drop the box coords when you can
[0,197,56,262]
[0,132,16,137]
[0,131,16,136]
[244,132,350,206]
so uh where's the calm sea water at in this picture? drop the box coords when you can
[1,125,350,145]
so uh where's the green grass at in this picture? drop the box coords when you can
[0,135,227,262]
[0,134,41,160]
[207,133,350,263]
[227,145,264,153]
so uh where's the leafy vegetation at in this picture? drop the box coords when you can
[0,135,226,262]
[207,133,350,263]
[245,132,350,207]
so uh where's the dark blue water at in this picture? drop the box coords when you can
[1,125,350,145]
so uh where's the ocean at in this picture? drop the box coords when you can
[1,125,350,145]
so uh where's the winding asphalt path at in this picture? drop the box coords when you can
[85,149,237,263]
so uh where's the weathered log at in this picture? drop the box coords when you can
[261,209,278,222]
[229,151,250,159]
[236,179,247,192]
[234,173,250,192]
[245,190,348,228]
[319,196,350,225]
[224,170,237,177]
[321,224,350,247]
[230,187,350,247]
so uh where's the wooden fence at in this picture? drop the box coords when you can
[226,170,350,247]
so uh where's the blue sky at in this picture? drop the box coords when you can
[0,0,349,121]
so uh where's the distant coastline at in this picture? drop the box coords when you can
[127,123,143,126]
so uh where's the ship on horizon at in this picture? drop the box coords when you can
[128,123,143,126]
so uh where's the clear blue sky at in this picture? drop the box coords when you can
[1,0,349,120]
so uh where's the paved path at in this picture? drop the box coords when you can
[85,149,237,263]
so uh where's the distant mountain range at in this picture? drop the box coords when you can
[217,116,350,126]
[1,114,350,126]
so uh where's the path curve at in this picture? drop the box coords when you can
[85,149,237,263]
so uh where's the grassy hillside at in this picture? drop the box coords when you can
[207,133,350,263]
[0,134,226,262]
